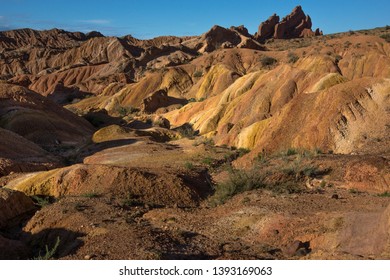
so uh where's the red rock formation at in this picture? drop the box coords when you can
[230,25,251,37]
[256,6,322,41]
[255,14,280,41]
[200,25,242,52]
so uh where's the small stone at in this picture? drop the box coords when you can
[331,194,339,199]
[84,255,91,260]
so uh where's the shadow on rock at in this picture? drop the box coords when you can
[22,227,85,260]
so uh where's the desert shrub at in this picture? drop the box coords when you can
[34,236,60,260]
[378,191,390,197]
[380,33,390,42]
[344,41,352,47]
[31,195,52,208]
[193,70,203,77]
[81,192,101,198]
[176,124,197,139]
[188,97,196,103]
[236,147,250,157]
[335,54,343,63]
[210,168,266,206]
[118,106,138,117]
[192,137,214,147]
[202,157,214,166]
[279,148,323,158]
[288,52,299,64]
[286,148,298,156]
[260,56,277,67]
[184,161,194,170]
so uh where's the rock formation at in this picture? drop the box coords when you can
[255,6,322,41]
[141,89,187,113]
[255,14,280,41]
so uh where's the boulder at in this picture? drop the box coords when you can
[0,188,35,229]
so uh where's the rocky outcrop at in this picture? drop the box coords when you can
[255,14,280,41]
[274,6,312,39]
[199,25,242,53]
[256,6,322,41]
[0,188,35,228]
[141,89,187,113]
[230,25,251,37]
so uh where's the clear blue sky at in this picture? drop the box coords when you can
[0,0,389,38]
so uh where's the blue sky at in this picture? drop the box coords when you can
[0,0,389,38]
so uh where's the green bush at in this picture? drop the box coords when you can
[378,191,390,197]
[187,98,196,103]
[81,193,101,198]
[175,124,197,139]
[31,196,51,208]
[260,56,277,67]
[193,71,203,78]
[286,148,298,156]
[34,236,60,260]
[288,52,299,64]
[210,168,266,206]
[380,33,390,42]
[184,161,194,170]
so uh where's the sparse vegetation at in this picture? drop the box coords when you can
[236,147,250,157]
[260,55,277,67]
[288,52,299,64]
[335,54,343,63]
[34,236,60,260]
[82,192,101,198]
[285,148,298,156]
[210,167,266,206]
[193,70,203,77]
[31,195,52,208]
[187,97,196,103]
[118,106,139,117]
[202,157,214,166]
[378,191,390,197]
[184,161,194,170]
[175,124,197,139]
[380,33,390,42]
